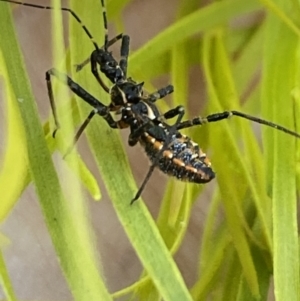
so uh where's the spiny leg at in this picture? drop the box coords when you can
[120,35,130,77]
[163,105,184,120]
[147,85,174,102]
[66,103,140,157]
[45,71,60,137]
[89,2,130,90]
[131,166,155,205]
[90,35,126,88]
[128,119,155,146]
[46,68,116,139]
[64,109,98,157]
[131,106,186,204]
[89,34,125,92]
[64,107,118,157]
[46,68,108,109]
[177,110,300,139]
[90,52,110,93]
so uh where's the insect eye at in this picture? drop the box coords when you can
[106,60,117,68]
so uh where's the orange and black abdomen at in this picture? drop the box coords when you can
[140,132,215,184]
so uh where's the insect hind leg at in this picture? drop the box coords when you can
[131,106,186,204]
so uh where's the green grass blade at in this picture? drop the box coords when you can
[0,251,17,301]
[3,0,300,298]
[232,24,264,98]
[43,95,102,200]
[203,30,260,297]
[259,0,300,37]
[261,1,300,300]
[236,247,271,301]
[129,0,262,74]
[0,51,29,222]
[0,4,112,300]
[79,111,193,301]
[68,1,193,300]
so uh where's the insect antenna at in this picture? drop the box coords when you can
[99,0,125,50]
[100,0,109,50]
[0,0,100,50]
[75,0,124,71]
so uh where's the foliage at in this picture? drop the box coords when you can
[0,0,299,300]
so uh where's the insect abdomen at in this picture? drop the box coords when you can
[140,133,215,183]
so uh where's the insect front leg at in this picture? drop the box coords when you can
[119,35,130,78]
[75,34,124,72]
[64,107,118,157]
[90,51,110,93]
[45,69,61,137]
[46,68,116,139]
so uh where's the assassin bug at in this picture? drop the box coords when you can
[2,0,300,205]
[0,0,174,137]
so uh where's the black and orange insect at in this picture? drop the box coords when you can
[2,0,300,204]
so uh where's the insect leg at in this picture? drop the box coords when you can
[177,111,300,139]
[163,105,185,120]
[75,33,123,71]
[131,107,186,204]
[64,107,117,157]
[46,70,61,137]
[46,68,116,136]
[119,35,130,78]
[64,109,98,157]
[128,120,154,146]
[147,85,174,102]
[89,51,110,93]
